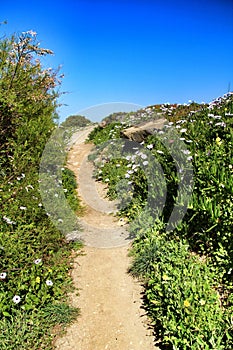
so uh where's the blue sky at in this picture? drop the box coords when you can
[1,0,233,122]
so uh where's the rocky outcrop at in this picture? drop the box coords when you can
[120,118,166,142]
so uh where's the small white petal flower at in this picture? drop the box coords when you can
[3,216,15,225]
[13,295,21,304]
[34,259,42,264]
[143,161,149,166]
[140,153,147,159]
[146,144,153,149]
[0,272,7,279]
[182,150,191,155]
[180,128,187,133]
[156,150,164,154]
[46,280,53,286]
[19,206,27,210]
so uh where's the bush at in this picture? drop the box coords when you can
[0,29,82,349]
[88,93,233,349]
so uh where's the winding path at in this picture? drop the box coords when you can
[55,126,158,350]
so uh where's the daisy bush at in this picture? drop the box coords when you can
[88,93,233,349]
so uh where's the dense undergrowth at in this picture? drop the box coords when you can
[0,30,82,349]
[88,93,233,349]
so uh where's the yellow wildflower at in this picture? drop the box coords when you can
[216,137,222,146]
[35,276,40,283]
[162,274,169,281]
[184,299,190,307]
[199,299,206,305]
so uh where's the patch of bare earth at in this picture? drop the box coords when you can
[54,126,158,350]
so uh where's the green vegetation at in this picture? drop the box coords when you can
[87,122,124,144]
[88,94,233,349]
[0,30,82,349]
[61,114,92,128]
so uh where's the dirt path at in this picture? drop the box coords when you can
[55,126,157,350]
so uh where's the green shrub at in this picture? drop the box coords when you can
[89,93,233,349]
[0,29,82,349]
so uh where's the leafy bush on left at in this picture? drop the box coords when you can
[0,29,81,349]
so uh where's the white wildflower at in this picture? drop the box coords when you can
[140,153,147,160]
[13,295,21,304]
[19,206,27,210]
[34,259,42,264]
[146,144,153,149]
[0,272,7,279]
[182,150,191,155]
[3,216,15,225]
[46,280,53,286]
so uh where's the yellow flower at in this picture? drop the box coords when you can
[184,299,190,307]
[162,274,169,281]
[35,276,40,283]
[216,137,222,146]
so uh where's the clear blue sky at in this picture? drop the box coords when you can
[1,0,233,122]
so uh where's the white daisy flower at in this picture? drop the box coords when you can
[13,295,21,304]
[46,280,53,286]
[0,272,7,279]
[34,259,42,264]
[146,144,153,149]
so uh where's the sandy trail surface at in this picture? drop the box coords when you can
[55,126,157,350]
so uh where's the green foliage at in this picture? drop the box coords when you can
[89,94,233,349]
[0,304,79,350]
[130,228,232,349]
[61,114,92,128]
[0,29,81,349]
[62,167,82,212]
[87,122,124,145]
